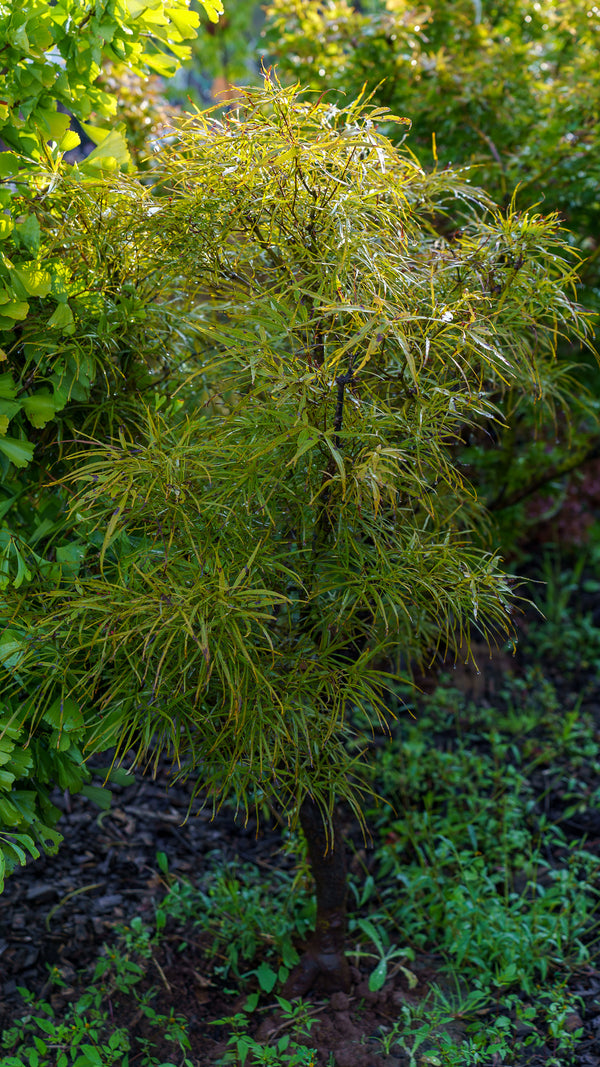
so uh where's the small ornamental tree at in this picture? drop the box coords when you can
[6,82,591,992]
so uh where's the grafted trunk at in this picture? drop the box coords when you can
[284,796,351,997]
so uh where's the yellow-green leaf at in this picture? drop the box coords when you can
[47,303,74,330]
[0,300,29,320]
[35,109,70,143]
[13,266,52,298]
[59,129,81,152]
[200,0,224,22]
[82,126,131,170]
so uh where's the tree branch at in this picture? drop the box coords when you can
[488,433,600,511]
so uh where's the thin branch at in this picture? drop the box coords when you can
[333,354,356,450]
[489,433,600,511]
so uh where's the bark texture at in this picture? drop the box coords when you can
[283,796,351,997]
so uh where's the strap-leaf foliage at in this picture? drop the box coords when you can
[6,81,591,837]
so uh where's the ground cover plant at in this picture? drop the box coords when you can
[3,601,600,1064]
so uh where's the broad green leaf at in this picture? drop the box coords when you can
[15,214,41,254]
[82,126,130,170]
[9,24,30,52]
[81,784,113,810]
[35,108,70,143]
[0,797,21,828]
[141,52,179,77]
[75,1046,103,1067]
[0,629,28,668]
[59,129,81,152]
[37,825,63,853]
[199,0,224,22]
[0,398,21,424]
[169,5,201,37]
[0,299,29,320]
[43,696,84,732]
[0,435,35,468]
[0,154,18,179]
[47,302,74,331]
[5,832,40,861]
[22,390,55,428]
[80,123,113,146]
[368,958,387,992]
[96,766,136,787]
[0,373,17,400]
[255,961,278,993]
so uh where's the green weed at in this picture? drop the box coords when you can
[159,859,315,980]
[376,982,584,1066]
[212,995,320,1066]
[1,937,192,1067]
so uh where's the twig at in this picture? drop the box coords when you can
[45,881,106,930]
[123,804,183,823]
[153,956,172,992]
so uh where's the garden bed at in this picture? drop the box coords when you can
[2,594,600,1066]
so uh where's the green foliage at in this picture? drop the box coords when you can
[1,938,192,1067]
[6,81,589,836]
[376,982,584,1066]
[0,0,227,878]
[262,0,600,256]
[0,0,221,465]
[256,0,600,546]
[212,996,319,1066]
[368,671,600,994]
[158,858,315,977]
[1,0,211,161]
[5,638,600,1066]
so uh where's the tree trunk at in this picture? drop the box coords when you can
[283,796,351,997]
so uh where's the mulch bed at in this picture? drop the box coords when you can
[0,768,434,1065]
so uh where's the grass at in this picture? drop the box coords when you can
[3,563,600,1066]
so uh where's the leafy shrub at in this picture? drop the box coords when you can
[1,79,587,881]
